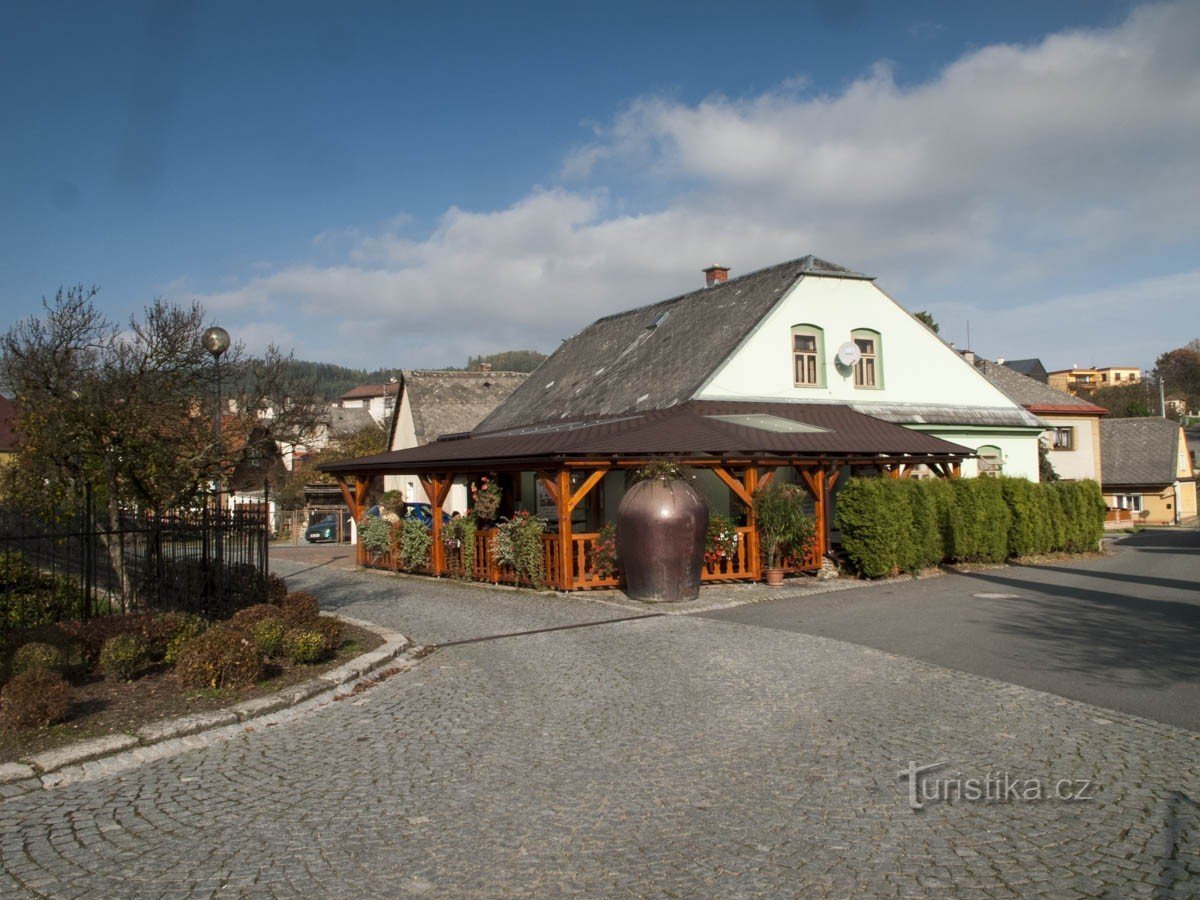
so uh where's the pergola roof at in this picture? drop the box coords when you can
[321,400,972,474]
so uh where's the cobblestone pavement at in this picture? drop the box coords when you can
[2,571,1198,896]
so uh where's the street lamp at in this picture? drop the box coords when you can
[202,326,231,504]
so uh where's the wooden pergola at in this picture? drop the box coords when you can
[330,454,963,591]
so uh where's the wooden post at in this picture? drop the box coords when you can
[419,473,454,576]
[744,467,761,579]
[556,469,573,590]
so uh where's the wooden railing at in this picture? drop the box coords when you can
[700,526,754,581]
[364,523,822,586]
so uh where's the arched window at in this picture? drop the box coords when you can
[791,324,825,388]
[977,445,1003,477]
[851,328,882,389]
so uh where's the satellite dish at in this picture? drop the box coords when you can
[836,341,861,368]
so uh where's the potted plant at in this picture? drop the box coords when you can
[753,483,816,586]
[470,474,502,523]
[615,461,708,602]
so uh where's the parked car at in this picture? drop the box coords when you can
[404,503,451,527]
[305,513,351,543]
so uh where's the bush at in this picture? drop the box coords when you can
[99,633,151,681]
[0,550,87,637]
[359,515,395,555]
[266,573,288,604]
[134,611,194,661]
[249,619,286,657]
[398,517,432,570]
[229,603,285,631]
[11,641,65,677]
[280,591,320,626]
[1,669,71,729]
[835,475,1108,577]
[164,615,208,665]
[753,483,816,569]
[174,626,263,690]
[492,511,546,587]
[310,616,343,654]
[282,628,328,664]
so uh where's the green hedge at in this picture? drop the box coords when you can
[835,476,1105,578]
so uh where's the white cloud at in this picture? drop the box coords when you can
[197,2,1200,370]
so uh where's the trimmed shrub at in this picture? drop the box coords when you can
[310,616,343,654]
[282,628,328,664]
[266,573,288,604]
[175,626,263,690]
[134,611,193,661]
[836,475,1106,577]
[11,641,65,677]
[835,478,910,578]
[99,634,151,682]
[229,604,285,632]
[249,619,286,657]
[1,669,72,729]
[280,591,320,626]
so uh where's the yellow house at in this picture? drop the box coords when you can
[1101,418,1197,526]
[1049,365,1141,397]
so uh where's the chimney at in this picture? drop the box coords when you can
[703,264,729,288]
[478,362,493,372]
[962,350,976,365]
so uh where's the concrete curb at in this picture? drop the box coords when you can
[0,613,421,799]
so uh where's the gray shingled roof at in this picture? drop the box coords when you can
[1000,358,1048,382]
[848,400,1045,429]
[1100,417,1186,486]
[475,256,869,432]
[974,358,1106,414]
[326,406,379,435]
[403,370,528,445]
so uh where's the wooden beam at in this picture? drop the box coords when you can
[712,466,754,507]
[757,468,776,490]
[536,472,560,507]
[797,467,820,499]
[567,469,608,513]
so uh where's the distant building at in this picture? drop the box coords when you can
[337,382,399,428]
[1100,418,1197,525]
[973,358,1107,481]
[1049,365,1140,397]
[999,358,1049,384]
[383,370,529,511]
[0,396,18,466]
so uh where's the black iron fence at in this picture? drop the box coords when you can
[0,489,269,630]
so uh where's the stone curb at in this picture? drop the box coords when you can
[0,613,419,798]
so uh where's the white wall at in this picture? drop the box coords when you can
[921,430,1040,481]
[699,276,1022,411]
[1041,416,1100,481]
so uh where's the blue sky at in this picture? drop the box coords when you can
[3,1,1197,372]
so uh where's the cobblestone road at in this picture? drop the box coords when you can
[1,564,1197,897]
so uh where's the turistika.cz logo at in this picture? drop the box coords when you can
[898,761,1097,811]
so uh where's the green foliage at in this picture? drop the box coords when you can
[175,626,263,690]
[469,474,502,521]
[229,603,285,632]
[465,349,548,373]
[704,513,739,565]
[310,617,343,654]
[630,460,687,484]
[379,491,406,515]
[359,515,395,555]
[753,483,816,569]
[397,517,432,570]
[0,551,87,637]
[164,615,208,665]
[99,633,151,681]
[282,628,328,664]
[1,669,72,729]
[835,476,1107,577]
[914,310,940,333]
[280,591,320,626]
[1091,383,1154,418]
[492,511,547,587]
[443,516,477,578]
[11,641,65,677]
[1038,443,1061,482]
[249,619,286,657]
[834,479,912,578]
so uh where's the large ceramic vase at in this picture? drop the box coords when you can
[616,478,708,603]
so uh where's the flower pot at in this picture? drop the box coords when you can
[764,567,785,586]
[616,478,708,602]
